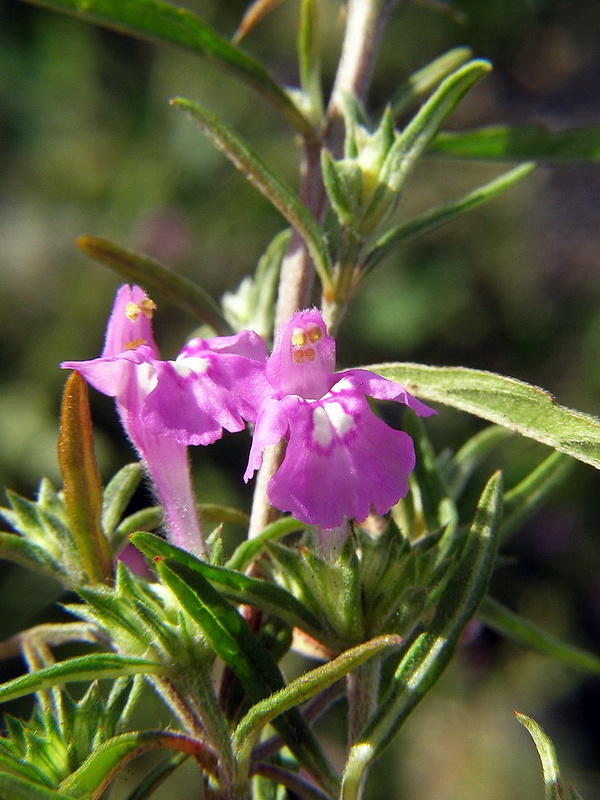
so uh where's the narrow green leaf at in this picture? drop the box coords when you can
[77,236,230,334]
[101,463,143,540]
[363,60,491,230]
[516,713,583,800]
[171,98,333,291]
[115,507,163,539]
[234,634,401,773]
[156,559,297,695]
[402,414,458,554]
[222,228,292,339]
[500,451,574,542]
[0,750,52,788]
[131,532,323,639]
[390,47,474,117]
[59,730,215,798]
[156,560,338,794]
[226,516,307,572]
[0,495,86,587]
[2,491,62,549]
[0,532,63,579]
[37,478,65,518]
[343,472,502,788]
[362,163,534,274]
[517,713,561,798]
[0,773,69,799]
[320,149,362,226]
[446,425,513,499]
[19,0,311,134]
[299,0,323,121]
[387,59,492,187]
[480,596,600,675]
[58,372,112,585]
[431,124,600,161]
[0,655,164,703]
[370,362,600,470]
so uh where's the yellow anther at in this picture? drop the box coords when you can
[291,327,307,347]
[307,324,322,343]
[125,302,141,321]
[304,347,315,361]
[125,338,146,350]
[292,350,305,364]
[140,297,156,318]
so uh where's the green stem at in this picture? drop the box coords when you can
[346,658,381,746]
[186,670,237,790]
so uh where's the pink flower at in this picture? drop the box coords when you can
[244,309,436,529]
[142,332,268,446]
[61,285,266,556]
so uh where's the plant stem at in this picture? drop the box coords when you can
[149,676,208,743]
[342,650,382,800]
[274,138,325,328]
[249,0,397,540]
[346,658,381,746]
[327,0,399,151]
[323,0,399,329]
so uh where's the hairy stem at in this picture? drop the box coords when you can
[249,0,396,539]
[327,0,399,152]
[346,658,381,746]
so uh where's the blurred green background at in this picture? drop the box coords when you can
[1,0,600,797]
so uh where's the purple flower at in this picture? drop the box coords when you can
[61,285,266,556]
[244,309,436,529]
[142,332,268,446]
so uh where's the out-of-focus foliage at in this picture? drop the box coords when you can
[1,0,600,797]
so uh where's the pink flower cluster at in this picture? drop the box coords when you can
[62,286,435,552]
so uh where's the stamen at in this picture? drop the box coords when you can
[304,347,315,361]
[307,323,323,343]
[291,327,307,347]
[293,350,305,364]
[140,297,157,318]
[125,338,146,350]
[125,302,141,321]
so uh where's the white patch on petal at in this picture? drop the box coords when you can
[173,356,209,378]
[332,377,353,392]
[137,361,158,395]
[326,402,355,438]
[312,406,333,447]
[311,402,355,448]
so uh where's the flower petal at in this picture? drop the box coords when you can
[102,284,159,358]
[181,331,271,421]
[61,347,154,402]
[335,369,436,417]
[266,392,415,528]
[267,308,336,399]
[244,397,290,481]
[181,329,268,362]
[142,357,247,446]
